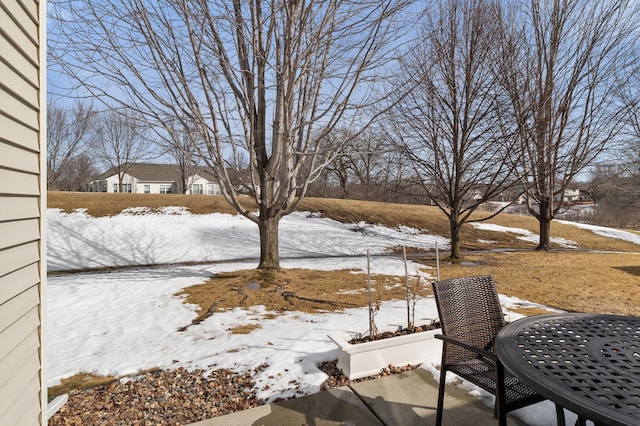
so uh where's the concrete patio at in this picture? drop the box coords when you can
[189,368,527,426]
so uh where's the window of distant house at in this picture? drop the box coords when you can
[207,184,214,195]
[160,184,172,194]
[144,185,150,194]
[114,183,132,193]
[102,183,107,192]
[192,184,203,195]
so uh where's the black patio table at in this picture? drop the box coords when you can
[496,313,640,426]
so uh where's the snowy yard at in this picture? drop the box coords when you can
[47,208,640,425]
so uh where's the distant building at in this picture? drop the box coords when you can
[87,163,222,195]
[556,188,580,203]
[555,187,594,204]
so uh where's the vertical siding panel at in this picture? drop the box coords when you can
[0,331,39,389]
[38,0,48,420]
[0,219,40,250]
[0,86,38,128]
[0,353,40,416]
[0,371,40,424]
[16,0,39,22]
[0,168,39,195]
[0,0,44,424]
[15,407,41,426]
[0,6,38,61]
[0,242,39,278]
[0,285,39,334]
[0,196,39,221]
[0,141,40,173]
[0,264,40,304]
[0,114,39,150]
[0,308,39,369]
[0,59,39,106]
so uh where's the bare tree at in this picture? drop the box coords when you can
[92,109,152,192]
[155,119,203,194]
[387,0,519,259]
[348,130,395,200]
[56,154,98,192]
[321,130,354,197]
[497,0,637,249]
[588,60,640,229]
[50,0,411,269]
[589,163,640,229]
[47,101,95,190]
[321,127,391,199]
[617,53,640,182]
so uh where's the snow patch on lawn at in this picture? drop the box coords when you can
[558,220,640,245]
[470,222,578,247]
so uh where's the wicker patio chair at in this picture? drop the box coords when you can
[431,275,552,426]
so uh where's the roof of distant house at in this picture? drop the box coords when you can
[93,163,216,182]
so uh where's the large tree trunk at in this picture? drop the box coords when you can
[536,199,552,250]
[258,216,280,269]
[449,214,462,260]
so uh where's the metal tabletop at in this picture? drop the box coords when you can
[496,313,640,426]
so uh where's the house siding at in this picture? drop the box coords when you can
[0,0,46,424]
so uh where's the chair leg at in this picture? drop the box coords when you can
[496,362,507,426]
[554,404,566,426]
[436,369,447,426]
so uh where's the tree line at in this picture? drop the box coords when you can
[48,0,640,267]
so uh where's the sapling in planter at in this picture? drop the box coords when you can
[403,245,422,333]
[328,246,443,380]
[366,250,379,339]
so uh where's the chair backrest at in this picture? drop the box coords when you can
[432,275,505,364]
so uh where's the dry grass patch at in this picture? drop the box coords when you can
[228,324,262,334]
[176,268,433,324]
[48,191,255,217]
[48,368,164,399]
[48,372,118,399]
[435,251,640,316]
[301,198,459,245]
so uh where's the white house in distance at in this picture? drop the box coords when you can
[87,163,222,195]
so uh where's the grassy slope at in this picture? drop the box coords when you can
[48,192,640,315]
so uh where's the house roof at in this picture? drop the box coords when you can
[93,163,217,182]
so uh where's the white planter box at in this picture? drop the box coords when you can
[328,326,442,380]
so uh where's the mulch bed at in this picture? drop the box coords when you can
[49,361,419,425]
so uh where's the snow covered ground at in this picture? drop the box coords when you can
[47,208,640,425]
[47,207,448,272]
